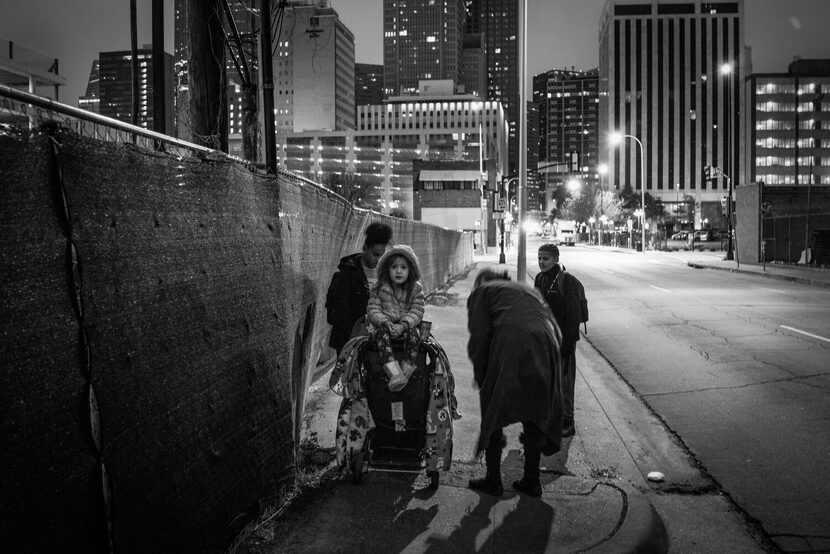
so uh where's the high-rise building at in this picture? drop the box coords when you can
[599,0,746,226]
[273,1,355,132]
[383,0,466,97]
[355,63,384,108]
[533,68,600,210]
[747,59,830,187]
[466,0,520,176]
[78,60,100,114]
[97,47,174,133]
[461,33,485,98]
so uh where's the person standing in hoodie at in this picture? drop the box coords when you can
[326,222,393,355]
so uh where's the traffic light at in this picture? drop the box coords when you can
[570,151,579,172]
[720,196,727,215]
[704,165,712,181]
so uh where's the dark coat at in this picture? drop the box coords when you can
[467,279,563,456]
[326,253,369,353]
[534,264,582,355]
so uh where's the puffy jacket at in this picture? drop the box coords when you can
[366,281,425,330]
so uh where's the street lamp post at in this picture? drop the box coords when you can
[610,133,646,253]
[720,62,735,260]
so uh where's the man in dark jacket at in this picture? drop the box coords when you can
[326,222,393,354]
[467,269,562,497]
[534,243,582,437]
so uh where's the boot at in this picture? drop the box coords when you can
[401,359,417,380]
[513,443,542,497]
[383,360,408,392]
[469,434,504,496]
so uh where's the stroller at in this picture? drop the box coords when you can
[331,321,457,487]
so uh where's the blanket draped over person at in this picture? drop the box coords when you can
[466,278,563,456]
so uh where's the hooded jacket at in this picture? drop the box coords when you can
[366,245,425,330]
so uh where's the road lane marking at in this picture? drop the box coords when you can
[600,269,616,275]
[753,286,787,295]
[780,325,830,344]
[649,285,672,293]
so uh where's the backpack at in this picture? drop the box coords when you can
[557,270,589,333]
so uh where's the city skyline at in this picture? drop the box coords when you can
[1,0,828,106]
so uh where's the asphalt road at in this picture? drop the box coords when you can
[525,238,830,550]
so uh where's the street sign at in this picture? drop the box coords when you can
[492,212,505,220]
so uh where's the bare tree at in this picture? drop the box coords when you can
[321,172,375,209]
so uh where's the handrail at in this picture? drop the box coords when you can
[0,83,216,155]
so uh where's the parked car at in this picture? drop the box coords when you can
[670,231,689,240]
[693,230,710,241]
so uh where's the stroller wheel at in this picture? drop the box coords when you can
[428,470,439,489]
[351,451,365,485]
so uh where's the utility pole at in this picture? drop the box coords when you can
[152,0,166,136]
[260,0,276,173]
[516,0,528,282]
[130,0,138,133]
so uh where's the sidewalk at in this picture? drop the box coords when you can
[243,252,675,554]
[239,247,779,553]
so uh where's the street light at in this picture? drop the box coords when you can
[610,132,646,252]
[720,62,735,260]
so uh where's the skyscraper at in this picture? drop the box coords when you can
[534,68,599,174]
[466,0,519,176]
[273,1,355,132]
[355,63,384,108]
[533,68,600,211]
[599,0,745,224]
[97,47,174,133]
[383,0,466,97]
[78,60,100,114]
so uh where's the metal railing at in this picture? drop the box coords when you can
[0,83,219,159]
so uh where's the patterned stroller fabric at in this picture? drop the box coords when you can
[330,335,459,472]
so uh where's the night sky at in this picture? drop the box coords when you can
[1,0,828,105]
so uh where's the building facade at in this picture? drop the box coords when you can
[277,81,508,217]
[746,59,830,187]
[533,68,600,212]
[466,0,520,177]
[383,0,466,97]
[355,63,384,108]
[97,47,174,134]
[599,0,745,229]
[274,1,355,133]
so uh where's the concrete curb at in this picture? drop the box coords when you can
[686,261,830,288]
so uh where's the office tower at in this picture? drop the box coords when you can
[466,0,519,176]
[533,68,600,177]
[383,0,466,97]
[599,0,745,222]
[77,60,100,114]
[461,32,485,98]
[747,59,829,187]
[97,47,174,133]
[274,1,355,132]
[355,63,383,107]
